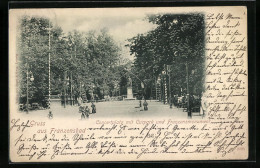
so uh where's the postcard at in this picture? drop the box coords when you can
[9,6,248,162]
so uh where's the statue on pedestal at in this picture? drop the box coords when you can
[127,77,132,88]
[127,77,133,99]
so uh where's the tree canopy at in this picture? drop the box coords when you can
[17,13,206,106]
[128,13,205,97]
[18,16,126,106]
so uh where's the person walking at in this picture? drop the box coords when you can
[143,99,148,111]
[79,105,85,119]
[91,102,96,114]
[48,111,53,119]
[84,106,90,118]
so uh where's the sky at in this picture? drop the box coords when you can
[52,9,157,42]
[12,7,196,60]
[51,8,159,60]
[16,8,162,60]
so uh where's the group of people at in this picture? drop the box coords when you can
[172,93,207,116]
[79,102,96,119]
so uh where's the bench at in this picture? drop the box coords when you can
[32,103,39,110]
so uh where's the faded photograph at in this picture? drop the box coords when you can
[15,10,206,119]
[9,7,249,162]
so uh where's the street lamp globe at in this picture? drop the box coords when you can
[162,70,166,75]
[173,19,178,24]
[30,74,34,82]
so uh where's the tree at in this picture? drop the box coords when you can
[128,13,205,97]
[18,16,53,106]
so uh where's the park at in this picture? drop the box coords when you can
[17,12,206,119]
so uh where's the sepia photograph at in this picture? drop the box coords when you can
[14,9,206,120]
[9,6,249,162]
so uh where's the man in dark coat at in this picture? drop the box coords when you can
[143,100,148,111]
[91,102,96,114]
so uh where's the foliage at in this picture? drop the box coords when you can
[18,16,124,105]
[128,13,205,96]
[17,13,206,106]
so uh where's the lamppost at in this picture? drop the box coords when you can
[46,21,52,112]
[70,73,73,106]
[79,81,82,98]
[186,60,191,118]
[162,66,167,104]
[92,84,95,102]
[155,77,157,101]
[157,76,161,101]
[26,69,34,113]
[167,65,172,108]
[25,36,34,113]
[78,80,85,104]
[24,27,34,113]
[174,50,191,118]
[63,71,69,108]
[69,37,76,106]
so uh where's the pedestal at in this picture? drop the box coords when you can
[127,87,133,99]
[125,87,135,100]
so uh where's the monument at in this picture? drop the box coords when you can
[125,77,135,100]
